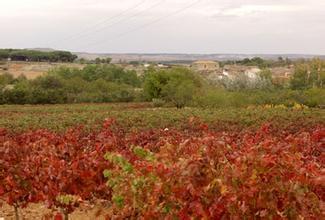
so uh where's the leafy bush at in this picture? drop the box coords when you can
[100,122,324,219]
[290,59,325,89]
[0,64,143,104]
[302,88,325,107]
[0,73,14,87]
[1,118,322,219]
[1,88,29,104]
[144,67,202,108]
[193,88,325,108]
[0,60,323,107]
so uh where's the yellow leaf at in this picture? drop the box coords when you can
[251,169,258,180]
[220,185,228,195]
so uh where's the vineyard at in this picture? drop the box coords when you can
[0,104,324,219]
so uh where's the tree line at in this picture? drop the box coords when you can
[220,57,293,69]
[0,60,324,107]
[0,64,140,104]
[0,49,78,62]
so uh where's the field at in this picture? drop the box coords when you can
[0,62,85,79]
[0,103,323,132]
[0,103,324,219]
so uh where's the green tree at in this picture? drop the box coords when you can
[104,58,112,64]
[290,64,309,89]
[0,49,77,62]
[33,75,64,89]
[143,67,201,108]
[0,73,14,87]
[309,58,325,88]
[143,68,170,100]
[79,58,86,64]
[290,59,325,89]
[95,58,101,64]
[162,79,196,108]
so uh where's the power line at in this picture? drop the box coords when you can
[65,0,166,45]
[49,0,147,47]
[83,0,205,51]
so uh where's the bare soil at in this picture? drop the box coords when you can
[0,201,110,220]
[0,62,85,79]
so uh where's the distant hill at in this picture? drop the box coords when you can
[26,48,325,63]
[74,52,325,64]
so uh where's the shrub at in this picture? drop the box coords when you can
[152,98,166,107]
[144,67,202,108]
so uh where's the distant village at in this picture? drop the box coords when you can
[0,51,299,85]
[121,59,294,85]
[190,60,294,83]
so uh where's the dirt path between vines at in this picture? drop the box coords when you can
[0,201,110,220]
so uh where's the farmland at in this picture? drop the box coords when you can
[0,54,324,220]
[2,0,325,218]
[0,62,85,80]
[0,103,323,132]
[0,103,324,219]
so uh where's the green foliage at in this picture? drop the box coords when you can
[242,57,269,68]
[94,57,112,64]
[0,73,14,87]
[162,79,196,108]
[220,57,293,69]
[0,49,77,62]
[105,153,134,173]
[0,102,322,133]
[302,88,325,107]
[33,75,64,89]
[0,58,323,107]
[133,146,155,162]
[30,88,67,104]
[48,66,80,79]
[0,73,14,84]
[71,64,140,87]
[112,195,124,208]
[259,68,272,81]
[56,195,78,206]
[290,59,325,89]
[144,67,201,108]
[0,64,142,104]
[290,64,309,89]
[193,89,240,108]
[193,87,325,108]
[223,57,271,68]
[143,68,169,99]
[1,88,29,104]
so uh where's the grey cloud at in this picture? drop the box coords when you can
[0,0,324,54]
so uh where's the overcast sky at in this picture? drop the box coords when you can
[0,0,325,54]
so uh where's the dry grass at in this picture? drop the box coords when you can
[0,61,85,79]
